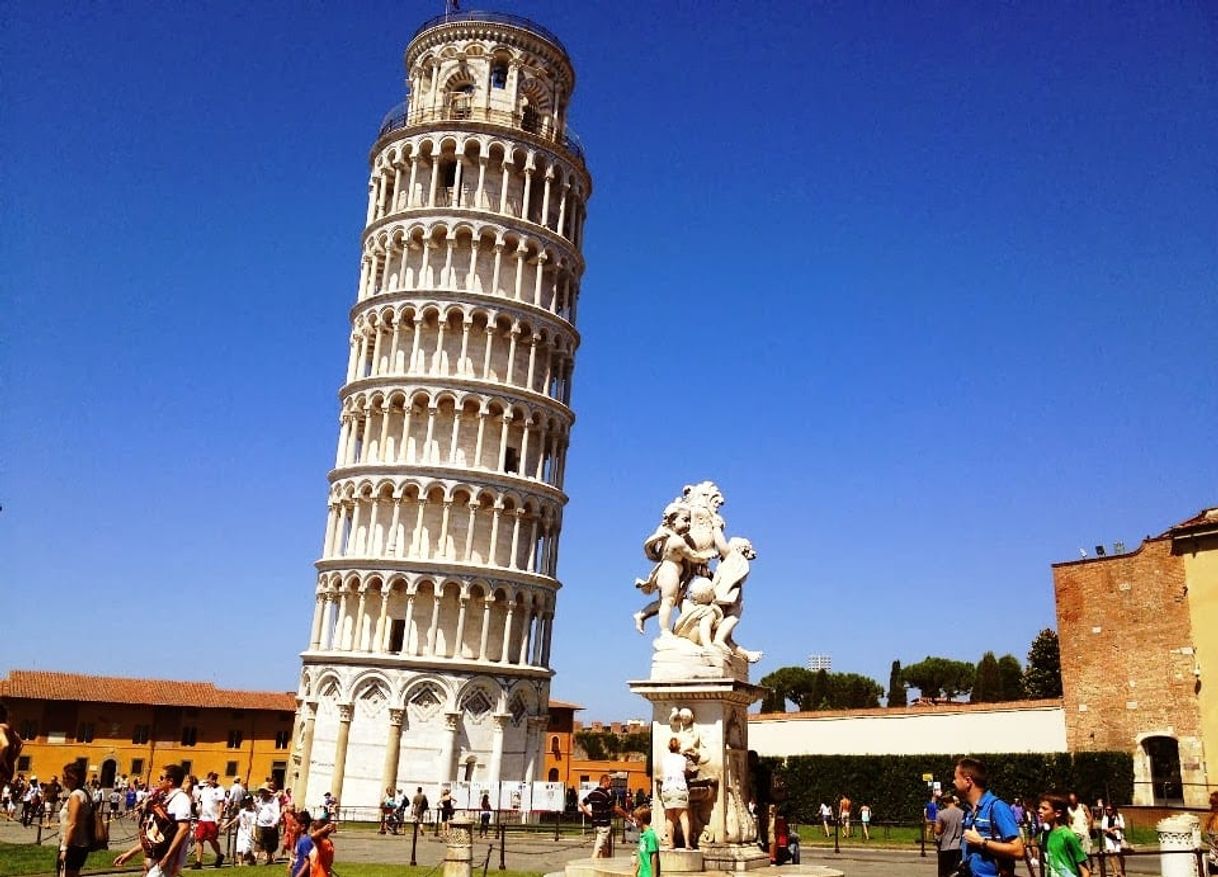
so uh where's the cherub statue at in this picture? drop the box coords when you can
[671,578,724,647]
[633,502,718,635]
[712,537,762,662]
[668,706,705,775]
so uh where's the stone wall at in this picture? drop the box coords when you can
[748,700,1066,757]
[1053,536,1208,804]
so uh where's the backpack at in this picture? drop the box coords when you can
[140,790,184,859]
[84,791,110,852]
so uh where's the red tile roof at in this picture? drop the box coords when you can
[0,670,297,711]
[546,698,584,710]
[1167,507,1218,535]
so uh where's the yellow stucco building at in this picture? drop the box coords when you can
[0,670,297,788]
[1176,508,1218,795]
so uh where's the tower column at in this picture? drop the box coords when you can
[488,713,509,784]
[330,703,354,798]
[438,711,461,782]
[295,700,318,806]
[381,708,404,795]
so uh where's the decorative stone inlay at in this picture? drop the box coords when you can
[508,691,528,725]
[409,683,444,720]
[461,688,494,721]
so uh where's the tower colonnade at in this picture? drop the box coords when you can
[292,11,589,811]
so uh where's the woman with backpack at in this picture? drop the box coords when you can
[58,762,93,877]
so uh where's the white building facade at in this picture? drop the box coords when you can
[290,11,590,811]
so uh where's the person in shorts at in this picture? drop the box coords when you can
[255,784,282,865]
[580,774,632,858]
[192,772,226,868]
[658,738,692,849]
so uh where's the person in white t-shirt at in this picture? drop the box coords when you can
[192,772,226,869]
[228,779,246,818]
[254,785,282,865]
[156,765,194,877]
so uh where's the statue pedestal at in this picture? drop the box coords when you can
[628,671,766,869]
[657,848,703,872]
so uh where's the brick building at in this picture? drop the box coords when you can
[0,670,297,788]
[1052,507,1218,806]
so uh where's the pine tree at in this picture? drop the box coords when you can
[972,651,1002,702]
[888,660,907,707]
[1024,628,1063,699]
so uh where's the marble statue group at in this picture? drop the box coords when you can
[632,481,762,663]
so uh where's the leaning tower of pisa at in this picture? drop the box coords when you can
[291,11,590,811]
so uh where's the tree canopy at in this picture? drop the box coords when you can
[759,666,884,711]
[887,659,907,707]
[1024,628,1063,699]
[901,656,975,701]
[971,651,1002,702]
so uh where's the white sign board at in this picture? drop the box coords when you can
[498,781,531,812]
[531,781,565,813]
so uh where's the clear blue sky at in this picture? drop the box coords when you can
[3,2,1215,721]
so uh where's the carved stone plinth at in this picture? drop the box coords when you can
[443,819,473,877]
[628,674,764,857]
[657,848,703,873]
[698,842,771,873]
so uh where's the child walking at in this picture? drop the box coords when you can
[1038,792,1091,877]
[635,807,660,877]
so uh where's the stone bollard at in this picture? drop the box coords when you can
[444,818,474,877]
[1156,813,1200,877]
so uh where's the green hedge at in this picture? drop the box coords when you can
[776,752,1132,823]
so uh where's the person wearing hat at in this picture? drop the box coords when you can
[254,784,282,865]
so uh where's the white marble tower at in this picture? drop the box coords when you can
[291,10,590,811]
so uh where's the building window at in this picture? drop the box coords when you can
[491,62,508,89]
[17,755,31,772]
[505,447,519,474]
[278,713,293,722]
[132,724,150,744]
[274,731,291,750]
[180,760,192,776]
[388,619,405,653]
[230,711,243,720]
[131,758,144,777]
[75,723,95,743]
[521,106,540,133]
[19,720,37,740]
[184,708,199,717]
[180,726,198,747]
[225,761,239,776]
[226,730,244,749]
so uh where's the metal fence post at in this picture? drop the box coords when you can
[498,822,506,871]
[833,816,839,854]
[410,820,419,866]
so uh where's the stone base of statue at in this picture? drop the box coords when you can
[628,650,767,870]
[697,842,772,873]
[658,848,703,872]
[649,635,750,683]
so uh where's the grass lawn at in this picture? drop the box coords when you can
[0,846,544,877]
[336,867,541,877]
[0,843,125,877]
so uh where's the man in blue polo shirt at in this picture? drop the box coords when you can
[954,757,1024,877]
